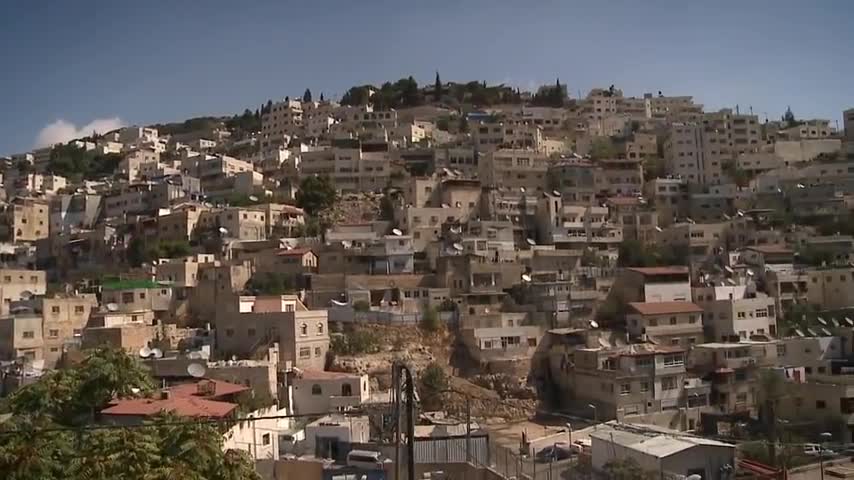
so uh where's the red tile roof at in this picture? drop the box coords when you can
[168,379,249,399]
[627,266,690,276]
[628,301,703,315]
[101,396,237,418]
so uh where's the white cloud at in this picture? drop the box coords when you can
[35,117,126,148]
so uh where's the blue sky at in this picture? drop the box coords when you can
[1,1,852,154]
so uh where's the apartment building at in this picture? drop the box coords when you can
[806,267,854,310]
[606,197,659,244]
[535,193,622,249]
[778,119,835,140]
[196,207,267,241]
[157,203,208,242]
[50,194,102,234]
[603,267,691,320]
[403,205,464,251]
[37,294,99,367]
[657,222,728,259]
[261,203,305,237]
[554,344,707,424]
[316,235,414,275]
[215,295,329,370]
[644,177,689,227]
[0,269,47,315]
[290,370,370,415]
[626,301,704,348]
[300,143,390,193]
[693,285,777,341]
[434,146,478,177]
[154,254,216,287]
[100,279,173,314]
[478,149,550,191]
[0,313,43,363]
[597,157,644,196]
[777,375,854,443]
[460,322,542,375]
[0,197,49,242]
[261,99,304,140]
[689,341,778,415]
[547,158,601,205]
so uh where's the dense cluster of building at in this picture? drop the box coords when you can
[2,82,854,478]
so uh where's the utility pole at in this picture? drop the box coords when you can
[393,361,416,480]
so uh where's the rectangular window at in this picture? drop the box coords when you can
[620,383,631,395]
[299,347,311,359]
[636,357,653,368]
[816,400,826,409]
[262,433,271,445]
[315,347,322,357]
[122,292,134,303]
[49,329,59,338]
[225,328,234,337]
[640,382,650,393]
[74,306,85,314]
[51,306,60,314]
[663,354,684,367]
[662,377,677,390]
[247,328,256,337]
[22,331,35,339]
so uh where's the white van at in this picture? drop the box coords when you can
[347,450,383,470]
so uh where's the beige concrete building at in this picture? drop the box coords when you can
[806,267,854,310]
[0,313,43,363]
[0,269,47,315]
[551,343,708,424]
[535,194,622,249]
[215,295,329,370]
[300,144,390,193]
[0,198,49,242]
[37,294,98,367]
[196,207,267,241]
[479,149,550,191]
[100,279,173,314]
[626,301,704,348]
[693,285,777,341]
[689,341,778,415]
[290,369,370,415]
[154,254,216,287]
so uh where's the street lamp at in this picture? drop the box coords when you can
[820,431,833,480]
[566,422,573,445]
[588,403,598,423]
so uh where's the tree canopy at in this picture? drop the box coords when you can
[0,348,259,480]
[296,175,338,216]
[48,144,122,180]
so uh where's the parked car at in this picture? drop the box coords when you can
[804,443,835,456]
[535,443,572,463]
[570,439,591,455]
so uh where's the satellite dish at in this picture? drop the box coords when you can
[521,274,532,282]
[655,226,663,232]
[526,238,536,246]
[450,226,461,234]
[441,203,450,208]
[452,243,464,251]
[822,327,833,336]
[139,346,153,358]
[794,329,805,337]
[817,317,827,326]
[846,317,854,326]
[746,269,754,276]
[736,210,745,217]
[520,187,526,193]
[248,195,258,202]
[218,227,229,235]
[106,302,119,312]
[151,348,163,359]
[831,318,840,327]
[589,320,599,329]
[392,228,403,236]
[19,290,32,300]
[187,363,207,378]
[552,190,562,197]
[330,299,348,307]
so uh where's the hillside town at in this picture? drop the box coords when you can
[3,76,854,480]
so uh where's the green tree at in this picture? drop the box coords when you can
[434,71,443,99]
[245,272,296,295]
[303,88,312,103]
[459,115,469,133]
[589,137,617,160]
[418,363,448,411]
[420,305,441,332]
[296,176,338,216]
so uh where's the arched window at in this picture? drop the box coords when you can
[311,384,322,395]
[300,323,308,336]
[342,383,353,397]
[317,322,324,335]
